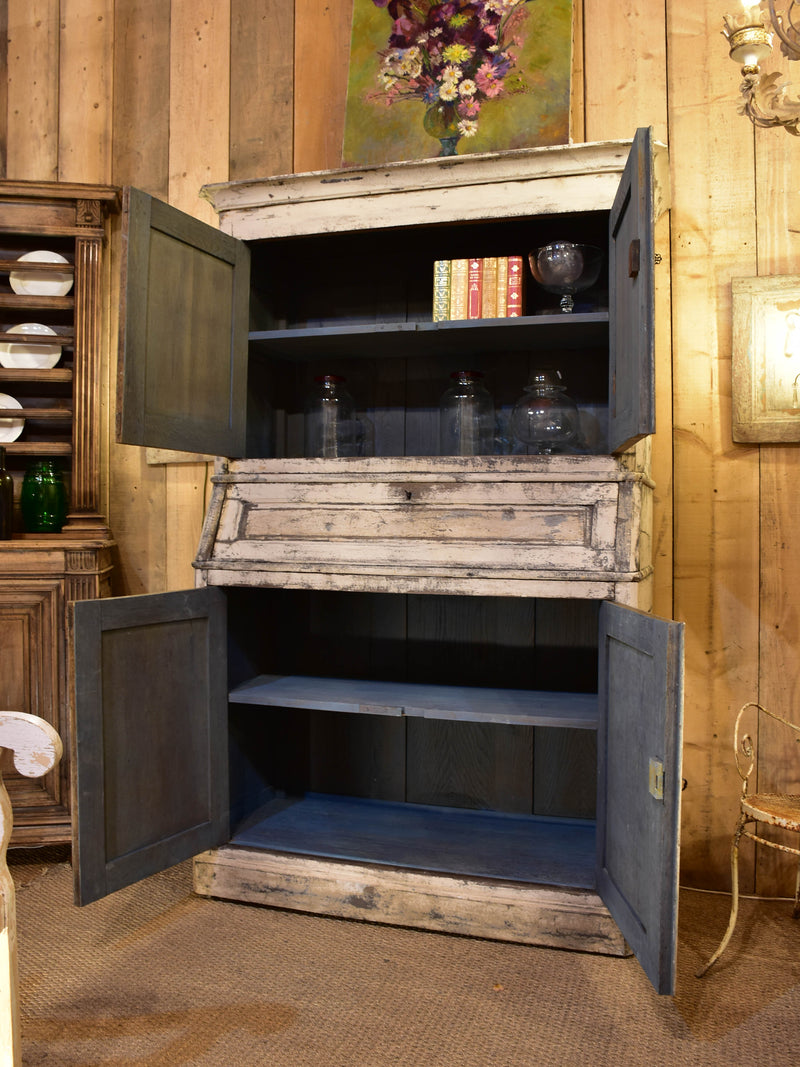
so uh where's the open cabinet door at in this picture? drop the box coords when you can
[608,127,656,454]
[71,587,230,905]
[596,601,684,995]
[117,187,250,457]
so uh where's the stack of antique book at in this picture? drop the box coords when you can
[433,256,525,321]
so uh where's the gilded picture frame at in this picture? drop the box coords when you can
[732,274,800,443]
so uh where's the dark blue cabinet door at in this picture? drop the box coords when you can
[608,126,657,454]
[71,587,229,905]
[118,187,250,457]
[596,600,684,995]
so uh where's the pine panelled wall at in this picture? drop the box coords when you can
[1,0,798,895]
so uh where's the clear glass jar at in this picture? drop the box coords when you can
[304,375,363,458]
[21,460,68,532]
[439,370,495,456]
[511,369,579,454]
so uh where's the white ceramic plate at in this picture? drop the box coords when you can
[9,250,73,297]
[0,323,62,369]
[0,393,24,442]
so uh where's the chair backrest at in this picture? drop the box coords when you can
[733,701,800,798]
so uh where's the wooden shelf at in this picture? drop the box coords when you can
[0,368,72,383]
[0,259,74,273]
[2,442,71,455]
[229,674,598,729]
[0,407,71,419]
[0,332,73,346]
[231,792,597,889]
[0,294,74,310]
[249,313,609,361]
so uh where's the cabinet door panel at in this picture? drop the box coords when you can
[596,600,683,995]
[608,127,656,454]
[71,587,229,905]
[118,187,250,456]
[0,582,66,830]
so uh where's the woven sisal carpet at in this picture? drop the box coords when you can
[9,847,800,1066]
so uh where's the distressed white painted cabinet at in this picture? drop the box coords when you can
[71,130,684,994]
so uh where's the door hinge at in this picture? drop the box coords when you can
[649,758,664,801]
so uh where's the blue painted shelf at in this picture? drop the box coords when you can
[248,313,609,361]
[229,675,598,730]
[232,793,596,890]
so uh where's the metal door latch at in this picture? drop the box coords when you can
[649,758,665,800]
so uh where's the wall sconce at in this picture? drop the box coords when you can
[723,1,800,133]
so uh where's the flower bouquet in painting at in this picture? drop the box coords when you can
[342,0,572,166]
[373,0,532,155]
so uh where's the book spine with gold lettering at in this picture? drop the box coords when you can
[495,257,508,317]
[481,257,498,318]
[506,255,524,317]
[433,259,451,322]
[449,258,469,320]
[467,257,483,319]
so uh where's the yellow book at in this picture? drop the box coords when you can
[481,257,498,318]
[449,258,469,320]
[496,257,508,317]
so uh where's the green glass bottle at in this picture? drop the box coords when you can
[21,460,68,533]
[0,446,13,539]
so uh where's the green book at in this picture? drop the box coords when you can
[433,259,451,322]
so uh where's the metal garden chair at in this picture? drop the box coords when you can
[697,701,800,977]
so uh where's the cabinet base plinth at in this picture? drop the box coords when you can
[9,819,70,848]
[192,846,629,957]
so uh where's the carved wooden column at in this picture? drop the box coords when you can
[63,198,107,535]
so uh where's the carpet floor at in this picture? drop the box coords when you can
[9,847,800,1066]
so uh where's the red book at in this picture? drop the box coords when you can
[467,258,483,319]
[506,256,524,317]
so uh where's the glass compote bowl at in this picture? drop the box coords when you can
[528,243,602,313]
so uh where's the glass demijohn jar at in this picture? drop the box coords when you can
[511,369,579,454]
[439,370,495,456]
[21,460,68,533]
[0,446,13,539]
[304,375,362,458]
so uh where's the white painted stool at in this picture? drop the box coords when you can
[0,713,62,1067]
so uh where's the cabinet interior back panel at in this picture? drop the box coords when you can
[248,213,609,330]
[225,589,599,825]
[253,348,610,459]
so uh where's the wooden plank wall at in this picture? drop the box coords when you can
[2,0,799,893]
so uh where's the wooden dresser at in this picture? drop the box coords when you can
[0,183,117,845]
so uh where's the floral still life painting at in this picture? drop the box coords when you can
[342,0,572,166]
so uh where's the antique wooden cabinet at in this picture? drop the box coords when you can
[0,183,117,845]
[71,130,684,994]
